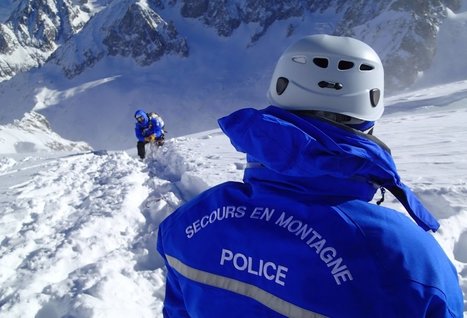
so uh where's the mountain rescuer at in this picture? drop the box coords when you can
[134,109,165,159]
[157,35,463,317]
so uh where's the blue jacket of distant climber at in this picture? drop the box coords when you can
[157,106,463,318]
[134,110,164,142]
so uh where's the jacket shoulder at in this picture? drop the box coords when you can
[336,200,459,289]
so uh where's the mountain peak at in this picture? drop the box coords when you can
[49,0,188,78]
[0,0,461,89]
[104,0,188,66]
[0,0,90,80]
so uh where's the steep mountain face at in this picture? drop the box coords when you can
[0,0,90,80]
[0,0,462,90]
[49,0,188,78]
[168,0,461,90]
[103,3,187,65]
[335,0,461,90]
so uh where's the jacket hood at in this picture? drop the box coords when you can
[218,106,439,232]
[135,110,149,126]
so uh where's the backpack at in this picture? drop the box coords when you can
[148,112,165,130]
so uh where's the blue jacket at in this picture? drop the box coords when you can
[157,106,463,317]
[135,113,164,142]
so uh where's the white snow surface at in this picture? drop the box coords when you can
[0,112,92,154]
[0,81,467,317]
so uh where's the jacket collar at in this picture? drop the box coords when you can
[218,106,439,232]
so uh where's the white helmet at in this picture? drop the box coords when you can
[267,34,384,122]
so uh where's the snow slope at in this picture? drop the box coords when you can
[0,112,91,154]
[0,81,466,316]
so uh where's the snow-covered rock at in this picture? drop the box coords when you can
[169,0,461,90]
[50,0,188,78]
[0,112,92,154]
[0,0,462,90]
[0,0,90,80]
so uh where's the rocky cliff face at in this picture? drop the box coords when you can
[0,0,89,79]
[0,0,462,91]
[167,0,461,90]
[335,0,461,90]
[104,3,188,65]
[49,0,188,78]
[0,0,187,80]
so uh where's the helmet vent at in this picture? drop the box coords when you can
[292,56,307,64]
[318,81,343,90]
[276,77,289,95]
[338,60,354,70]
[313,58,328,68]
[360,64,374,71]
[370,88,381,107]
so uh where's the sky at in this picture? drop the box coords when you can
[0,81,467,316]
